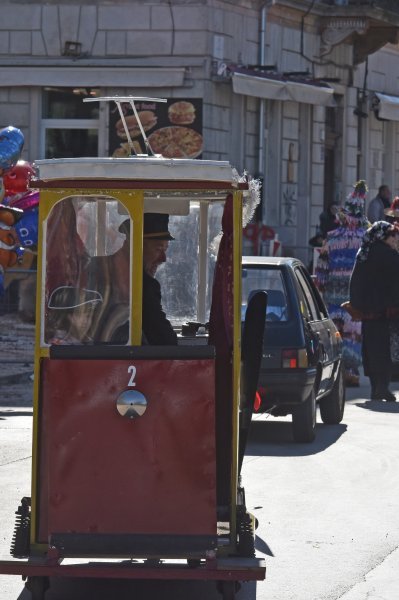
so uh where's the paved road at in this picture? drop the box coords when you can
[1,374,399,599]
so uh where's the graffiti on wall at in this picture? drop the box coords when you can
[281,186,297,226]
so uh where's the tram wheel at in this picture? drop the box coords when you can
[25,576,49,600]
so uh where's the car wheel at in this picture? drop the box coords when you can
[292,388,316,443]
[319,363,345,424]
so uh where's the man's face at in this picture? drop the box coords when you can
[381,187,391,200]
[330,204,338,215]
[143,239,169,277]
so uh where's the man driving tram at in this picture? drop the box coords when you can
[112,213,178,345]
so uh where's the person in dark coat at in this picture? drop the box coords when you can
[367,184,391,223]
[111,213,177,345]
[349,221,399,401]
[141,213,177,345]
[319,202,339,239]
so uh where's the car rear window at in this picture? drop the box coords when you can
[242,267,289,322]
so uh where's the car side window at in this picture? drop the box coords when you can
[304,271,329,319]
[293,276,311,321]
[294,268,321,321]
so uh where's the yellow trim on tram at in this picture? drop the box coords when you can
[229,189,243,548]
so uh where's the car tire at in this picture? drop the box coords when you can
[319,363,345,424]
[292,387,316,443]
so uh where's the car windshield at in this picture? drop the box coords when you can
[242,266,289,322]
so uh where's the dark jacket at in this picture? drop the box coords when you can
[142,272,178,345]
[350,241,399,315]
[319,209,338,238]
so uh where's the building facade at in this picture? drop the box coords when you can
[1,0,399,263]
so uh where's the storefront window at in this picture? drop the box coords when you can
[41,87,100,158]
[45,128,98,159]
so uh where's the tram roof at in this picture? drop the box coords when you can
[34,157,242,190]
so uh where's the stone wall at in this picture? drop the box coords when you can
[0,0,260,175]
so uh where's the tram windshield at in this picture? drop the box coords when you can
[43,196,131,345]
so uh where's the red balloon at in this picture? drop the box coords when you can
[3,160,35,196]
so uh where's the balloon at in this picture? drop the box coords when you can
[0,204,22,269]
[14,205,39,248]
[0,126,24,150]
[0,126,24,173]
[10,189,39,211]
[0,203,23,226]
[3,160,35,196]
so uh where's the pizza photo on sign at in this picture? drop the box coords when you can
[148,126,203,159]
[115,111,157,139]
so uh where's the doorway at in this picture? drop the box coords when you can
[323,103,343,209]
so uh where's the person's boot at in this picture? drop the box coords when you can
[373,385,397,402]
[370,377,378,400]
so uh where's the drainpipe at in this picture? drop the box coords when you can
[258,6,267,181]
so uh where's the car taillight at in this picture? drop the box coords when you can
[282,348,308,368]
[254,391,262,412]
[282,349,297,368]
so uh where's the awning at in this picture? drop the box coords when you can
[232,71,335,106]
[0,66,186,88]
[232,72,287,100]
[374,92,399,121]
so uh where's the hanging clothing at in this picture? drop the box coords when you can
[315,180,369,386]
[316,227,366,385]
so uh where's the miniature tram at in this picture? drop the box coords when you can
[0,97,267,599]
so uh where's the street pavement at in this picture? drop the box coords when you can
[246,377,399,600]
[1,327,399,598]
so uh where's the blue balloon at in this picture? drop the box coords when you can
[14,205,38,248]
[0,126,24,149]
[0,126,24,173]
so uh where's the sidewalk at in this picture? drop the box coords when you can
[338,545,399,599]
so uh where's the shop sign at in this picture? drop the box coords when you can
[109,98,203,159]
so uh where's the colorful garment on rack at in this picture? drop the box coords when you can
[315,180,369,386]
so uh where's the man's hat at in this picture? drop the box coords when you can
[118,219,130,235]
[143,213,174,240]
[384,196,399,218]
